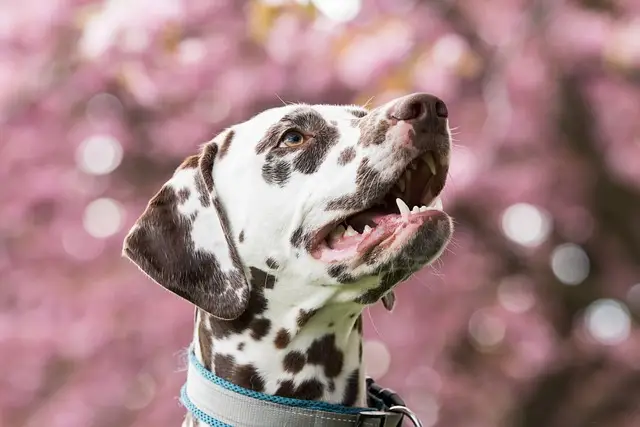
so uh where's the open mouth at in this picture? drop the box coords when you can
[312,151,448,263]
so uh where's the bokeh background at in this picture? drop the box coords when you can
[2,0,640,426]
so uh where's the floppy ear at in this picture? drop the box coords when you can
[123,140,249,320]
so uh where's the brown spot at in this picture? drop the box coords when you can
[306,334,344,378]
[199,142,217,193]
[234,364,265,392]
[262,158,291,186]
[177,188,190,204]
[239,230,245,242]
[283,351,306,374]
[342,369,360,406]
[274,329,291,349]
[249,318,271,340]
[326,158,387,212]
[275,379,324,400]
[338,147,356,166]
[290,226,304,248]
[297,308,318,328]
[294,379,324,400]
[358,113,391,147]
[198,311,213,370]
[348,108,368,118]
[214,353,236,379]
[178,155,200,169]
[194,169,212,207]
[238,342,245,351]
[214,354,266,392]
[218,130,235,159]
[251,268,276,289]
[265,257,279,270]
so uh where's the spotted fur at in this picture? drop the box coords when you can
[124,94,453,426]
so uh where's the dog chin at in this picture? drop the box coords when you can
[349,214,452,305]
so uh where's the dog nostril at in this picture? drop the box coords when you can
[435,100,448,119]
[394,101,424,121]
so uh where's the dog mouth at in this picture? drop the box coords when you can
[312,151,449,263]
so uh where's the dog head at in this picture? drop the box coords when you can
[123,93,453,319]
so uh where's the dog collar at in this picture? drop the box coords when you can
[181,348,422,427]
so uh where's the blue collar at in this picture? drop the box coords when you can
[180,348,411,427]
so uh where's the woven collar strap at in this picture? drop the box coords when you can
[181,349,404,427]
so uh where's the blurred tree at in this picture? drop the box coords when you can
[1,1,639,426]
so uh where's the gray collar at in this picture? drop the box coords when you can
[181,348,422,427]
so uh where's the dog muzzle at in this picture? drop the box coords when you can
[181,347,424,427]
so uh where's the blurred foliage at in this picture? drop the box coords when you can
[2,0,640,426]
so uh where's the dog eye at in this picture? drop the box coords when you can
[280,131,307,147]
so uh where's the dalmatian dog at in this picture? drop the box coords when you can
[123,92,453,426]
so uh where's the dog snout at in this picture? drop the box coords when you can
[389,93,448,122]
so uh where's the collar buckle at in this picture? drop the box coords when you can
[355,410,388,427]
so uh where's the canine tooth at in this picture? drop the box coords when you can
[363,225,372,233]
[345,225,358,237]
[396,198,410,218]
[410,161,418,170]
[430,197,443,210]
[424,153,437,175]
[419,206,428,212]
[412,206,420,213]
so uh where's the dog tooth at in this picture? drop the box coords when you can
[411,206,420,213]
[419,206,428,212]
[345,225,358,237]
[363,225,372,233]
[396,198,410,218]
[424,153,437,175]
[430,197,443,210]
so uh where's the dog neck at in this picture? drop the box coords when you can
[192,267,368,407]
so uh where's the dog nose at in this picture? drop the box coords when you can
[389,93,448,122]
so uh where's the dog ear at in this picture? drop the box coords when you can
[381,291,396,311]
[122,139,249,320]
